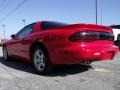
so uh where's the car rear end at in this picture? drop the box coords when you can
[68,24,119,62]
[51,24,119,64]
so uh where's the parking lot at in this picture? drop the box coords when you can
[0,47,120,90]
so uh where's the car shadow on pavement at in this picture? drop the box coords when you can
[0,56,92,77]
[0,57,35,74]
[48,65,92,77]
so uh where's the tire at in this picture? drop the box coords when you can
[83,61,92,66]
[32,47,53,74]
[3,46,9,61]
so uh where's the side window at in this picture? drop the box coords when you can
[16,23,34,37]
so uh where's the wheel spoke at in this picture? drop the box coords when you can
[38,63,45,71]
[36,51,41,57]
[34,58,39,66]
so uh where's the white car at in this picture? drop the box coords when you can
[110,25,120,41]
[110,25,120,47]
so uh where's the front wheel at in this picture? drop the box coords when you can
[32,47,53,74]
[3,46,9,61]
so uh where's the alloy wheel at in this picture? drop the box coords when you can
[33,49,46,72]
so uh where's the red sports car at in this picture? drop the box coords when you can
[3,21,119,74]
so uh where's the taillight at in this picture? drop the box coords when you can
[69,31,114,42]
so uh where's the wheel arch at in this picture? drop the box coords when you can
[29,42,50,61]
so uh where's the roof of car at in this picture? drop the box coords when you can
[35,21,111,30]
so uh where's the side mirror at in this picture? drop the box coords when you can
[11,34,16,39]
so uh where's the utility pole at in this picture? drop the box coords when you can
[95,0,98,24]
[22,19,26,27]
[100,0,103,25]
[2,24,6,41]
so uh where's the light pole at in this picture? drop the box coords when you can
[100,0,102,25]
[22,19,26,27]
[95,0,98,24]
[2,24,6,41]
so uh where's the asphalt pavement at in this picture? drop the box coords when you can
[0,47,120,90]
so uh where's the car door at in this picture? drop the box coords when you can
[13,24,34,60]
[6,28,26,58]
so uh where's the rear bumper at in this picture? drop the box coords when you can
[78,47,119,61]
[50,45,119,64]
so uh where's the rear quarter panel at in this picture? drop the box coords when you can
[29,29,77,64]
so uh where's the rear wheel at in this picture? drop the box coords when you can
[32,47,53,74]
[83,61,92,65]
[3,46,9,61]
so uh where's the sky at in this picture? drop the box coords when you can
[0,0,120,39]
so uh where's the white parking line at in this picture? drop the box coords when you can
[94,68,110,73]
